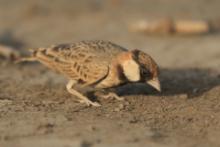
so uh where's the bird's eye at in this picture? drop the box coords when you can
[141,69,150,77]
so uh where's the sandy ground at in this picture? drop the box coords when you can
[0,0,220,147]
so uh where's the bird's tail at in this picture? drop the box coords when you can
[15,48,37,64]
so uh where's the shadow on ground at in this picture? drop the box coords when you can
[116,68,220,98]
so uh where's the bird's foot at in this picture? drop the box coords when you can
[77,99,101,107]
[66,80,101,107]
[100,92,124,101]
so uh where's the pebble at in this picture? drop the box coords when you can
[124,101,130,106]
[114,108,121,112]
[88,125,96,131]
[118,104,124,109]
[113,103,125,112]
[179,94,188,100]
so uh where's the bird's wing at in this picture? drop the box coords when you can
[32,43,111,85]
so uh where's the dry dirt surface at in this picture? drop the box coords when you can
[0,0,220,147]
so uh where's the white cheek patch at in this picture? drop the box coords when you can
[122,60,140,82]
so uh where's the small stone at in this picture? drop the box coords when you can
[179,94,188,100]
[114,108,121,112]
[119,104,124,109]
[113,104,125,112]
[88,125,96,131]
[124,101,130,106]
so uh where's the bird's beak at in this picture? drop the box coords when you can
[147,77,161,92]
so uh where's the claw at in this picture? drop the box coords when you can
[101,92,124,101]
[67,80,101,107]
[90,102,101,107]
[78,99,101,107]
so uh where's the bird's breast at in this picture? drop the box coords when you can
[94,64,125,89]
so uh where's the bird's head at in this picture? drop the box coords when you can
[131,49,161,92]
[117,49,161,92]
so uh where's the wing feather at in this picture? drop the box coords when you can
[33,43,110,85]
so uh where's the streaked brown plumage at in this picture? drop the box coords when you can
[20,40,161,106]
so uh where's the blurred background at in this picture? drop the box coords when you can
[0,0,220,68]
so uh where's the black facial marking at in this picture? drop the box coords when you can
[116,64,127,81]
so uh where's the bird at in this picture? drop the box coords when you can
[18,40,161,107]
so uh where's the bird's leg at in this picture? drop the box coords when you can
[66,80,101,107]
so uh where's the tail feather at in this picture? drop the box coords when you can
[15,56,37,64]
[15,48,38,64]
[15,47,57,64]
